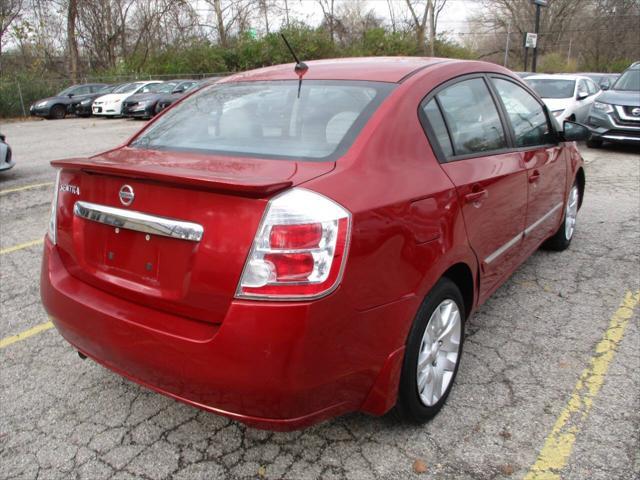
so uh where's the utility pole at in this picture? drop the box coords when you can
[531,0,548,73]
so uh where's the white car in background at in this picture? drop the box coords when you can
[525,74,601,123]
[92,81,162,117]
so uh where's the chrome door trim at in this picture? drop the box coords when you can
[484,201,563,264]
[485,232,523,264]
[74,201,204,242]
[524,202,563,237]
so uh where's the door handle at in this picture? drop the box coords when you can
[529,170,541,183]
[464,189,488,204]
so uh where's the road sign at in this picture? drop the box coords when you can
[525,33,538,49]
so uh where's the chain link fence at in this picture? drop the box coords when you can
[0,72,229,118]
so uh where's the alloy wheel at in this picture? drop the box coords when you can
[565,185,579,240]
[416,299,462,407]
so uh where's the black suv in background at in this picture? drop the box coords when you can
[30,83,108,119]
[586,62,640,148]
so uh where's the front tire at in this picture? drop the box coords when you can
[543,182,580,251]
[396,278,465,423]
[49,104,66,120]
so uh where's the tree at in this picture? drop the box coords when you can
[428,0,448,56]
[203,0,253,48]
[404,0,429,53]
[66,0,79,82]
[470,0,638,71]
[0,0,23,69]
[317,0,336,44]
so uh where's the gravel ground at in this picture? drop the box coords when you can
[1,117,639,480]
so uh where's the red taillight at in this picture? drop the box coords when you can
[236,189,351,300]
[269,223,322,249]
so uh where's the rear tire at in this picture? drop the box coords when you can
[49,104,66,120]
[396,278,465,424]
[586,137,603,148]
[543,181,580,251]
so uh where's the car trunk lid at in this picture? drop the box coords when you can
[52,148,334,325]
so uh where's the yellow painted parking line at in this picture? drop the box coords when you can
[0,321,54,349]
[0,238,43,255]
[0,181,53,195]
[524,290,640,480]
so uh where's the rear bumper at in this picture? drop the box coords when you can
[40,237,413,430]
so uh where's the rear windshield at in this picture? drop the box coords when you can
[130,80,394,161]
[526,79,575,99]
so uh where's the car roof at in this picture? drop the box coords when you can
[526,74,589,81]
[221,57,453,84]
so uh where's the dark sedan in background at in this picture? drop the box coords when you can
[30,83,108,119]
[74,84,122,117]
[123,80,197,119]
[155,80,206,114]
[0,133,14,172]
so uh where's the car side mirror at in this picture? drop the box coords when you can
[576,91,588,100]
[67,93,74,98]
[601,84,609,91]
[561,121,591,142]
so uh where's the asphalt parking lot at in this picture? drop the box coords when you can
[1,117,639,480]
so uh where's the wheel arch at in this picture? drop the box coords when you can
[49,103,66,118]
[441,262,474,320]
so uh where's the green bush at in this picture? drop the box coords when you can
[0,76,69,118]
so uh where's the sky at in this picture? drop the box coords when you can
[191,0,480,36]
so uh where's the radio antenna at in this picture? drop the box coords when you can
[281,34,308,98]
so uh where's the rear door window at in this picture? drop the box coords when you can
[420,99,454,158]
[492,78,555,148]
[435,78,508,156]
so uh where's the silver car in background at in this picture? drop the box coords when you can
[525,74,601,123]
[0,133,14,172]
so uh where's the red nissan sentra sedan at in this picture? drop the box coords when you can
[41,57,588,431]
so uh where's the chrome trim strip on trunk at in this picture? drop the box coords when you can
[484,201,564,264]
[74,201,204,242]
[524,202,563,237]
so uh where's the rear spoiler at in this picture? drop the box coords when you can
[51,158,293,196]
